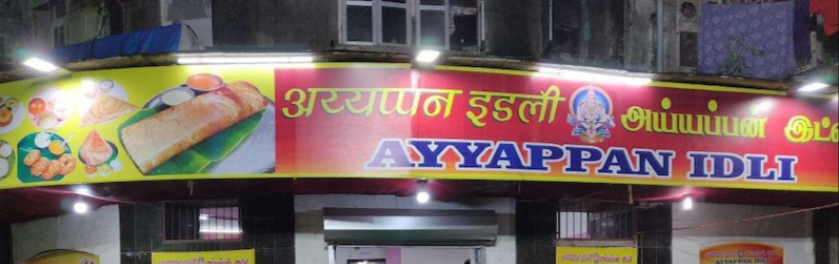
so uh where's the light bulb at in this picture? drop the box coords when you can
[73,202,89,214]
[416,191,430,204]
[682,197,694,211]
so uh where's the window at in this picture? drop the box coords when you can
[381,0,409,45]
[346,0,374,43]
[418,0,448,48]
[344,0,477,49]
[53,26,65,47]
[543,0,624,67]
[164,0,212,21]
[345,0,409,45]
[164,199,241,241]
[50,0,65,18]
[448,0,478,51]
[557,200,634,240]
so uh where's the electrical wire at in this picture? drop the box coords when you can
[641,202,839,234]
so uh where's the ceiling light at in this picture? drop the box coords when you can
[754,101,773,114]
[199,229,242,234]
[537,68,651,86]
[22,58,60,72]
[177,55,314,65]
[799,83,829,92]
[415,50,441,64]
[416,190,430,204]
[538,67,562,74]
[682,196,693,211]
[73,202,89,214]
[73,185,93,196]
[416,179,431,204]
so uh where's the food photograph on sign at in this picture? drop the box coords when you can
[118,73,275,176]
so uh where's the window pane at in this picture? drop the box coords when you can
[382,7,407,45]
[450,0,478,50]
[165,0,212,21]
[164,200,240,241]
[347,5,374,42]
[53,26,64,47]
[420,10,446,47]
[199,207,241,240]
[421,0,446,5]
[383,0,408,3]
[51,0,65,18]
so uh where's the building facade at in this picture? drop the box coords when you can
[0,0,837,264]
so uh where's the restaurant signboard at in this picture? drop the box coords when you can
[0,64,835,191]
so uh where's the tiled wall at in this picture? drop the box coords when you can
[637,203,672,264]
[813,207,838,264]
[120,196,295,264]
[515,200,555,264]
[0,223,11,264]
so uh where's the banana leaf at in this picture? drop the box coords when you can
[118,107,264,175]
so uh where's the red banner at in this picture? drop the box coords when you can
[275,66,838,192]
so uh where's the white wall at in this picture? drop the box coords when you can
[402,248,474,264]
[672,203,814,264]
[336,247,388,263]
[12,205,120,264]
[294,195,515,264]
[832,236,838,264]
[335,247,475,264]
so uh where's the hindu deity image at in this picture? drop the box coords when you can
[567,86,616,143]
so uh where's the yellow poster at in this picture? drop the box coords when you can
[700,242,784,264]
[556,247,637,264]
[152,249,256,264]
[25,249,99,264]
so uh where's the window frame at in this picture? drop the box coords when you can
[344,0,376,45]
[341,0,422,48]
[343,0,412,47]
[416,0,450,50]
[53,26,65,47]
[556,199,636,242]
[51,0,66,19]
[378,0,411,47]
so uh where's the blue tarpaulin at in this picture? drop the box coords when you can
[49,24,182,63]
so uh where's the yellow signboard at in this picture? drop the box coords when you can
[152,249,256,264]
[0,65,278,190]
[700,242,784,264]
[556,247,637,264]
